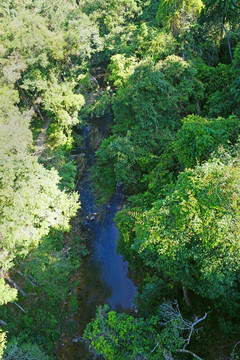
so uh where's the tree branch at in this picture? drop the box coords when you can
[6,277,26,297]
[0,319,7,326]
[17,271,38,287]
[183,312,208,349]
[151,342,159,353]
[177,349,203,360]
[231,340,240,359]
[159,301,209,360]
[13,301,25,313]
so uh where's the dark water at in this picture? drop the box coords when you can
[58,120,136,359]
[81,178,136,312]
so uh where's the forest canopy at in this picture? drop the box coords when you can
[0,0,240,359]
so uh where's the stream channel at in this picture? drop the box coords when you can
[59,112,137,359]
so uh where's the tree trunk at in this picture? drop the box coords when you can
[182,279,191,307]
[6,277,26,297]
[222,23,233,62]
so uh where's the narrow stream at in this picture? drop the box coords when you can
[59,114,136,359]
[81,177,137,312]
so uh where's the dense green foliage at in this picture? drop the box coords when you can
[175,114,240,168]
[126,151,240,303]
[0,0,99,356]
[1,0,240,358]
[3,339,49,360]
[85,0,240,359]
[84,304,184,359]
[0,330,7,359]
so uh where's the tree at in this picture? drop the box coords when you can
[113,55,203,138]
[156,0,204,36]
[0,279,18,306]
[108,54,138,88]
[3,339,49,360]
[41,74,85,148]
[81,0,141,36]
[80,0,142,56]
[92,55,203,201]
[83,304,184,360]
[130,150,240,305]
[200,0,240,63]
[174,114,240,168]
[84,302,207,360]
[0,88,32,155]
[0,330,7,359]
[0,82,80,309]
[0,152,79,271]
[0,0,101,148]
[196,61,235,117]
